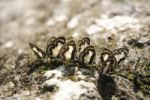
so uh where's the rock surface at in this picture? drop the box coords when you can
[0,0,150,100]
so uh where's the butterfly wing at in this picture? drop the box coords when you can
[77,37,90,52]
[99,48,117,76]
[113,47,129,65]
[79,45,96,65]
[55,37,66,44]
[46,37,56,48]
[45,37,56,57]
[46,36,66,58]
[59,42,67,60]
[100,48,113,66]
[59,40,76,61]
[29,43,46,58]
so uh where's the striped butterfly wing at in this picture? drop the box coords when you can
[46,36,66,58]
[79,45,96,65]
[59,40,76,61]
[77,37,90,53]
[100,48,114,67]
[29,43,46,58]
[100,57,117,76]
[113,47,129,65]
[45,37,56,57]
[99,48,117,76]
[51,37,66,58]
[46,36,56,48]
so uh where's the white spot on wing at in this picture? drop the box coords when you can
[114,52,125,62]
[103,54,109,61]
[33,47,43,57]
[84,51,93,64]
[52,43,63,57]
[65,46,74,60]
[80,43,88,53]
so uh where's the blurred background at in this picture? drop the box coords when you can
[0,0,150,57]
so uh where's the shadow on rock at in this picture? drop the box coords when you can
[97,75,117,100]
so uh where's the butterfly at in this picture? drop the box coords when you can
[29,43,46,58]
[77,37,90,54]
[46,36,66,58]
[59,40,77,61]
[99,47,129,76]
[113,47,129,65]
[78,45,96,65]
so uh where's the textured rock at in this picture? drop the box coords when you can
[0,0,150,100]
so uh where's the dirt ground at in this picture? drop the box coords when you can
[0,0,150,100]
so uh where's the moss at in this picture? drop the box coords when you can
[127,74,134,81]
[134,64,150,95]
[65,75,77,81]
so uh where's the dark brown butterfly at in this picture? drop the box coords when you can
[99,48,129,76]
[77,37,90,54]
[46,36,66,58]
[29,43,46,58]
[78,45,96,65]
[59,40,76,61]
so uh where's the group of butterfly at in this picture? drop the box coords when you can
[29,36,129,76]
